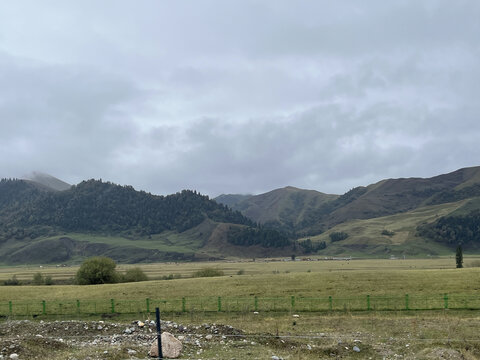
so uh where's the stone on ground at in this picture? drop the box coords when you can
[148,332,182,358]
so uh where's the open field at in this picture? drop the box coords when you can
[3,258,480,359]
[2,258,480,301]
[1,257,476,282]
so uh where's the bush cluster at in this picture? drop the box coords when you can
[193,267,224,278]
[76,257,148,285]
[32,272,53,285]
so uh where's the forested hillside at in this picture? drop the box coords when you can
[0,179,254,240]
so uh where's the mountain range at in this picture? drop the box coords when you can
[1,166,480,264]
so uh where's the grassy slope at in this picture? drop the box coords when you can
[233,186,338,225]
[303,200,470,257]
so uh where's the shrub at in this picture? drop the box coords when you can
[122,267,148,282]
[4,275,20,286]
[32,272,44,285]
[467,260,480,268]
[193,267,224,278]
[381,229,395,237]
[237,269,245,275]
[329,232,349,242]
[44,275,53,285]
[76,256,119,285]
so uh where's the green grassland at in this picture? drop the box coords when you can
[2,258,480,301]
[0,257,467,282]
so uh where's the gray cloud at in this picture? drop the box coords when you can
[0,1,479,196]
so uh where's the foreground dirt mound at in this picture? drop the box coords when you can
[0,319,245,359]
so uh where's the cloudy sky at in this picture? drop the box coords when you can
[1,1,479,197]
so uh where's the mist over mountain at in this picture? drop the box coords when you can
[22,171,71,191]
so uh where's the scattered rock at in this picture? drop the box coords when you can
[148,332,182,358]
[205,334,213,340]
[9,355,19,360]
[353,345,360,352]
[138,321,145,328]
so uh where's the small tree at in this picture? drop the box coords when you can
[76,257,119,285]
[456,244,463,268]
[32,272,44,285]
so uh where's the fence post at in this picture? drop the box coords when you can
[42,300,46,315]
[9,301,12,315]
[110,299,115,314]
[291,295,295,311]
[367,295,370,311]
[328,296,333,311]
[182,297,186,313]
[155,307,163,359]
[146,298,150,313]
[444,293,448,309]
[254,296,258,312]
[217,297,222,312]
[76,300,80,313]
[405,294,409,310]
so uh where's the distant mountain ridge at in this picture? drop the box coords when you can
[216,186,338,234]
[216,166,480,237]
[2,166,480,264]
[214,194,253,208]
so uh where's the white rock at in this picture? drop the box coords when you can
[137,321,145,328]
[353,346,360,352]
[205,334,213,340]
[292,314,300,318]
[9,355,19,360]
[149,332,183,358]
[127,349,137,355]
[253,311,259,314]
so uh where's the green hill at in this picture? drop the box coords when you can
[224,186,338,234]
[228,167,480,238]
[0,179,291,264]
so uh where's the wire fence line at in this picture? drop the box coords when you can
[1,293,479,316]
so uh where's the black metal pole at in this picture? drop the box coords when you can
[156,307,163,359]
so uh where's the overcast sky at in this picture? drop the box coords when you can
[1,1,479,197]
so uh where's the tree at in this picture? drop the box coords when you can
[122,267,148,282]
[76,256,119,285]
[32,272,44,285]
[456,244,463,269]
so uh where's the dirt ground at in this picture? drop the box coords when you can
[0,315,477,359]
